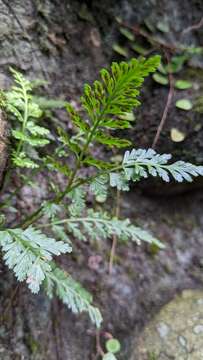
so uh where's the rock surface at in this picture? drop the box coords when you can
[133,290,203,360]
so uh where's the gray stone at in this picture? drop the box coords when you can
[132,290,203,360]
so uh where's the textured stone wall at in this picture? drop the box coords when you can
[0,1,203,359]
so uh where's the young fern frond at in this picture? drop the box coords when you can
[81,56,161,123]
[66,56,160,154]
[5,68,50,168]
[110,148,203,190]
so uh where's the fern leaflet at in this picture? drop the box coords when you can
[110,148,203,190]
[48,210,164,248]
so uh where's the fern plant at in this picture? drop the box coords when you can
[6,68,50,168]
[1,56,203,334]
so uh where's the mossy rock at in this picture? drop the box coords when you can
[133,290,203,360]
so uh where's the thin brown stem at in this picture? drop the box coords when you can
[152,53,174,149]
[96,330,104,358]
[181,17,203,35]
[109,188,121,274]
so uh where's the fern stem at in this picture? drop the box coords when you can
[18,164,122,229]
[16,82,28,156]
[109,188,120,274]
[56,109,109,203]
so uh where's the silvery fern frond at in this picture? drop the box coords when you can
[110,148,203,190]
[0,227,102,327]
[52,210,164,248]
[5,68,50,168]
[45,266,102,328]
[0,227,71,293]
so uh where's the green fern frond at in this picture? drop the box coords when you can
[109,172,130,191]
[26,121,50,136]
[81,56,160,123]
[6,68,50,168]
[66,56,160,151]
[12,151,39,169]
[110,148,203,190]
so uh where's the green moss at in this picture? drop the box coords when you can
[26,335,40,354]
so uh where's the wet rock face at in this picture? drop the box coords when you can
[133,290,203,360]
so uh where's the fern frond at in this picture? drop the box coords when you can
[109,172,130,191]
[0,226,71,293]
[51,224,72,244]
[83,156,114,170]
[42,201,62,219]
[6,68,50,168]
[12,151,39,169]
[110,148,203,190]
[90,174,109,199]
[26,121,50,136]
[68,186,86,216]
[45,266,102,328]
[51,210,164,248]
[81,56,160,123]
[66,56,160,151]
[0,227,101,326]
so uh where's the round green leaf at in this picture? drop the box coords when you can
[96,194,107,203]
[152,73,168,85]
[105,339,121,354]
[175,80,192,90]
[103,353,117,360]
[175,99,193,111]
